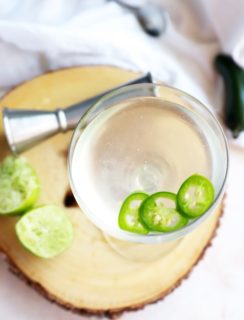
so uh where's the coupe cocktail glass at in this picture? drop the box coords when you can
[68,84,228,258]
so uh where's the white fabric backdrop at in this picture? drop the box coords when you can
[0,0,243,112]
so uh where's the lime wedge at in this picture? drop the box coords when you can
[0,156,40,215]
[16,205,74,258]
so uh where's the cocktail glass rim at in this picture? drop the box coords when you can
[68,83,229,243]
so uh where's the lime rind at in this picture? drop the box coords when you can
[15,205,74,258]
[0,156,40,215]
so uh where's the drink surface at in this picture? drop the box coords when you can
[71,97,213,236]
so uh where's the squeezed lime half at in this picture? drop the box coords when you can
[0,156,40,215]
[16,205,74,258]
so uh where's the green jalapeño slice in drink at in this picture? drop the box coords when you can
[177,174,215,218]
[118,192,149,234]
[139,192,188,232]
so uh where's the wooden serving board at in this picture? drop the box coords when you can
[0,66,223,318]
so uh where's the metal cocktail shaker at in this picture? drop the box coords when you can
[3,73,153,154]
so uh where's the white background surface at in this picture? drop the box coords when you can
[0,0,244,319]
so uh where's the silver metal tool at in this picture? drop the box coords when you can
[3,72,153,154]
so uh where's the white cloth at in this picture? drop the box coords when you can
[201,0,244,68]
[0,0,243,113]
[0,1,244,320]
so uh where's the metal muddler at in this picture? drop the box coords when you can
[3,72,153,154]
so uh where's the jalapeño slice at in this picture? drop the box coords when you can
[139,192,188,232]
[118,192,149,234]
[177,174,215,218]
